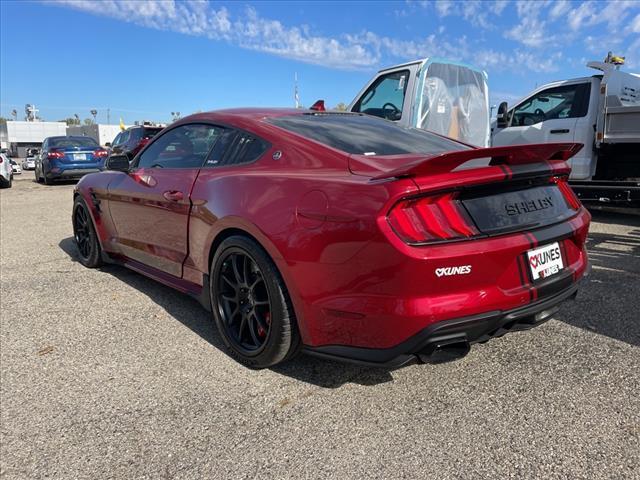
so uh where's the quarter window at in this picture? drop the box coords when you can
[136,124,223,169]
[204,131,269,168]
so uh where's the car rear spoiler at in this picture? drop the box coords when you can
[372,143,583,180]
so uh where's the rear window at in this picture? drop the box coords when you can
[267,113,468,156]
[49,137,98,149]
[142,128,162,139]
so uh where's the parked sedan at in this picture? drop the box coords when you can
[10,160,22,174]
[36,136,108,185]
[72,109,591,368]
[22,157,36,170]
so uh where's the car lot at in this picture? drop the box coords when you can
[1,174,639,479]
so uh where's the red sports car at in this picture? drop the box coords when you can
[73,109,590,368]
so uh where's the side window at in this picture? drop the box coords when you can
[352,70,409,121]
[111,133,122,146]
[136,124,222,169]
[204,131,268,168]
[510,84,589,127]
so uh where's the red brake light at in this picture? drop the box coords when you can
[47,149,64,159]
[551,176,581,210]
[94,148,109,158]
[388,192,479,244]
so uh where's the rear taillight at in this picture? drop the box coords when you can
[47,150,64,160]
[387,192,479,244]
[551,176,581,210]
[94,148,108,158]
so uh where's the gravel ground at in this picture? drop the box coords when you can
[1,174,639,479]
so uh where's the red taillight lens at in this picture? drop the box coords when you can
[47,149,64,160]
[551,176,581,210]
[387,193,479,244]
[94,148,108,158]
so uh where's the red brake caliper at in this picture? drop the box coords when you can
[258,312,271,337]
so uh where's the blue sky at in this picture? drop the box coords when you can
[1,0,639,124]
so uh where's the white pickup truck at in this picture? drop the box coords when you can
[492,54,640,206]
[346,58,491,147]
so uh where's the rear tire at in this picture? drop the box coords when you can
[210,236,301,368]
[72,196,103,268]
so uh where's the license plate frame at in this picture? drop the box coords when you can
[527,242,564,281]
[74,153,87,161]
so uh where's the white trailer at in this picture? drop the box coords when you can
[492,54,640,206]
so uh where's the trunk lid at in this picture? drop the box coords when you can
[358,143,584,238]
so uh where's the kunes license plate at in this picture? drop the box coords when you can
[527,242,564,281]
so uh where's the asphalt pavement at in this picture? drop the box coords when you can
[1,173,639,479]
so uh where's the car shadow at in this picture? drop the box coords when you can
[554,210,640,348]
[58,237,393,388]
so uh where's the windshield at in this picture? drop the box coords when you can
[416,61,489,147]
[268,113,468,156]
[49,137,99,149]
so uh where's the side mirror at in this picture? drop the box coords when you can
[496,102,509,129]
[105,154,130,172]
[105,142,111,147]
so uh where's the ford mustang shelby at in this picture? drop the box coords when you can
[73,109,590,368]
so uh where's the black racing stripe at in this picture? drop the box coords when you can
[497,164,511,180]
[528,221,574,246]
[508,163,552,180]
[518,254,536,302]
[525,232,538,248]
[516,253,527,286]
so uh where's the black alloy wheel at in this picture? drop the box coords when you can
[217,252,272,353]
[211,236,300,368]
[72,196,103,268]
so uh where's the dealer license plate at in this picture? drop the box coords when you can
[74,153,87,161]
[527,242,564,281]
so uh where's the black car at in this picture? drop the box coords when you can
[109,125,163,160]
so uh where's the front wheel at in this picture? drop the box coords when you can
[72,196,103,268]
[210,236,300,368]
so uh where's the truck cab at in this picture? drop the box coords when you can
[348,58,490,147]
[492,76,598,179]
[492,54,640,205]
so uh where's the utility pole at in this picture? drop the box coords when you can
[294,72,300,109]
[90,109,98,125]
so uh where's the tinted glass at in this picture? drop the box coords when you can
[352,70,409,121]
[49,137,99,149]
[142,128,162,139]
[223,133,269,166]
[268,113,467,156]
[137,124,222,169]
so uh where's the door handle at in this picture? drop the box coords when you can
[163,190,184,201]
[550,129,570,134]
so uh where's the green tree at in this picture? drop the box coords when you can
[83,118,93,126]
[0,117,7,124]
[334,102,348,111]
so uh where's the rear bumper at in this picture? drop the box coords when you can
[303,278,583,368]
[47,168,101,180]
